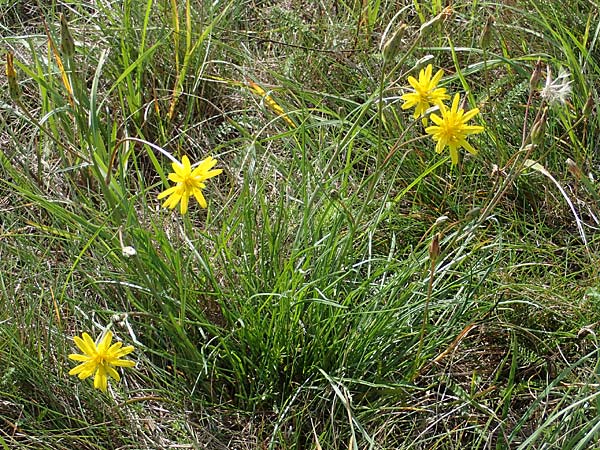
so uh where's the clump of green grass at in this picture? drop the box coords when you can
[1,0,600,448]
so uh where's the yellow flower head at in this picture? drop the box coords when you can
[401,64,449,124]
[425,93,485,166]
[157,155,223,214]
[68,331,135,392]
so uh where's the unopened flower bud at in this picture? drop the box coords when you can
[382,23,408,62]
[529,58,543,91]
[429,233,440,261]
[530,107,547,145]
[479,15,494,49]
[582,91,595,117]
[420,6,453,36]
[6,52,21,101]
[60,13,75,58]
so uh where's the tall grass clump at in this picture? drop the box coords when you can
[1,0,600,448]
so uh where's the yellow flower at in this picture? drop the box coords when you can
[401,64,449,124]
[157,155,222,214]
[425,93,485,166]
[68,331,135,392]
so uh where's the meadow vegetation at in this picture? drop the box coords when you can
[1,0,600,448]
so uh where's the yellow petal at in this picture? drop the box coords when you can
[408,76,422,91]
[106,365,120,381]
[431,68,444,86]
[421,64,432,83]
[179,194,189,214]
[462,108,480,122]
[113,345,135,359]
[94,367,108,392]
[68,363,86,376]
[425,123,441,134]
[449,147,459,165]
[112,359,136,368]
[451,93,460,111]
[107,341,123,354]
[459,139,478,155]
[69,361,96,379]
[462,125,485,134]
[194,189,207,208]
[162,193,181,209]
[181,155,191,171]
[203,168,222,180]
[428,114,443,125]
[171,159,184,174]
[168,172,184,183]
[68,353,91,362]
[435,139,446,154]
[199,156,218,171]
[157,185,178,200]
[98,331,113,353]
[74,333,96,356]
